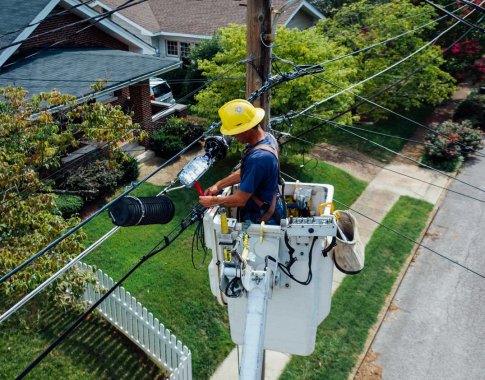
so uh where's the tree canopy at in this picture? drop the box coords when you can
[0,86,143,306]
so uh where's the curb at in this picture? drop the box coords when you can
[349,176,453,380]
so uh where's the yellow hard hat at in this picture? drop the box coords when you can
[218,99,265,135]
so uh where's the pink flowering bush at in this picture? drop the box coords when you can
[423,120,483,171]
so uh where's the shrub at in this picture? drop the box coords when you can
[53,194,84,217]
[423,120,483,171]
[63,160,122,201]
[151,130,185,159]
[116,152,140,184]
[163,116,206,144]
[453,93,485,130]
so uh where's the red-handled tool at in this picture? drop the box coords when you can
[194,181,204,196]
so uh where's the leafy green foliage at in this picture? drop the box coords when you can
[193,24,358,130]
[116,152,140,185]
[0,86,144,304]
[454,92,485,129]
[281,196,433,379]
[54,194,85,218]
[151,116,206,158]
[422,120,483,171]
[316,0,455,120]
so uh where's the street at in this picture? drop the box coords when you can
[370,144,485,379]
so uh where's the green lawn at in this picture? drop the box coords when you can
[0,304,166,380]
[0,155,367,379]
[280,196,434,379]
[81,155,366,379]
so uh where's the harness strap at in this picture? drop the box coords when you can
[245,143,280,222]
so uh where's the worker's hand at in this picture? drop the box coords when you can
[199,196,214,208]
[204,184,219,196]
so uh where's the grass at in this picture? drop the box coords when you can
[0,304,166,380]
[300,107,431,163]
[280,195,434,380]
[80,154,367,379]
[0,154,367,379]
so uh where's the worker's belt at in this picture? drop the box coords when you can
[251,193,278,222]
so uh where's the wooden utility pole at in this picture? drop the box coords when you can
[246,0,272,129]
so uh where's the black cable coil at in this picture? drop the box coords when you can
[109,196,175,226]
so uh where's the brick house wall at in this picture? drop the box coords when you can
[18,5,128,54]
[129,80,155,144]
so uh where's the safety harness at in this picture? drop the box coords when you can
[240,136,281,223]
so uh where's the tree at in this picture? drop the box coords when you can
[193,24,359,143]
[0,86,144,307]
[317,0,456,120]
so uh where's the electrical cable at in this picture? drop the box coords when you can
[191,218,208,270]
[278,11,484,152]
[15,203,205,380]
[458,0,485,14]
[291,12,477,119]
[275,130,485,204]
[424,0,485,33]
[0,0,97,40]
[0,0,144,53]
[304,113,485,195]
[0,127,213,285]
[331,198,485,279]
[308,73,485,158]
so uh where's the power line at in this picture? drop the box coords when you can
[0,0,144,53]
[304,113,485,195]
[0,0,97,40]
[308,74,485,158]
[291,15,473,119]
[15,204,204,380]
[278,11,484,154]
[424,0,485,33]
[275,130,485,203]
[280,169,485,279]
[458,0,485,14]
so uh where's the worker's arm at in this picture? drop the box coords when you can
[199,189,251,208]
[204,169,241,195]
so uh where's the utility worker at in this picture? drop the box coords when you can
[199,99,284,225]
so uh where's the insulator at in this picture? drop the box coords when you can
[109,196,175,227]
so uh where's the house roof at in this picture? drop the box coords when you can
[0,0,59,66]
[0,48,179,98]
[97,0,322,36]
[0,0,157,68]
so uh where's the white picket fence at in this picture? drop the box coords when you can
[79,262,192,380]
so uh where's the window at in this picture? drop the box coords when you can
[180,42,191,58]
[167,40,178,56]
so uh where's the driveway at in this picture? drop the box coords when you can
[366,144,485,380]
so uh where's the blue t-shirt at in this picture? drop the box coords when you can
[240,134,279,212]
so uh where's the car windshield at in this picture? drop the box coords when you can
[152,83,171,97]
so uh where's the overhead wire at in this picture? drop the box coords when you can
[274,130,485,203]
[307,73,485,158]
[278,10,485,153]
[278,170,485,279]
[424,0,485,33]
[0,0,145,53]
[15,204,205,380]
[0,0,97,40]
[304,113,485,195]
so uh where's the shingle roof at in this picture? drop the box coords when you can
[100,0,307,35]
[0,0,56,47]
[0,48,179,97]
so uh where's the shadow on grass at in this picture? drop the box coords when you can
[0,303,167,380]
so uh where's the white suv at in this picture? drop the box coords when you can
[149,78,175,104]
